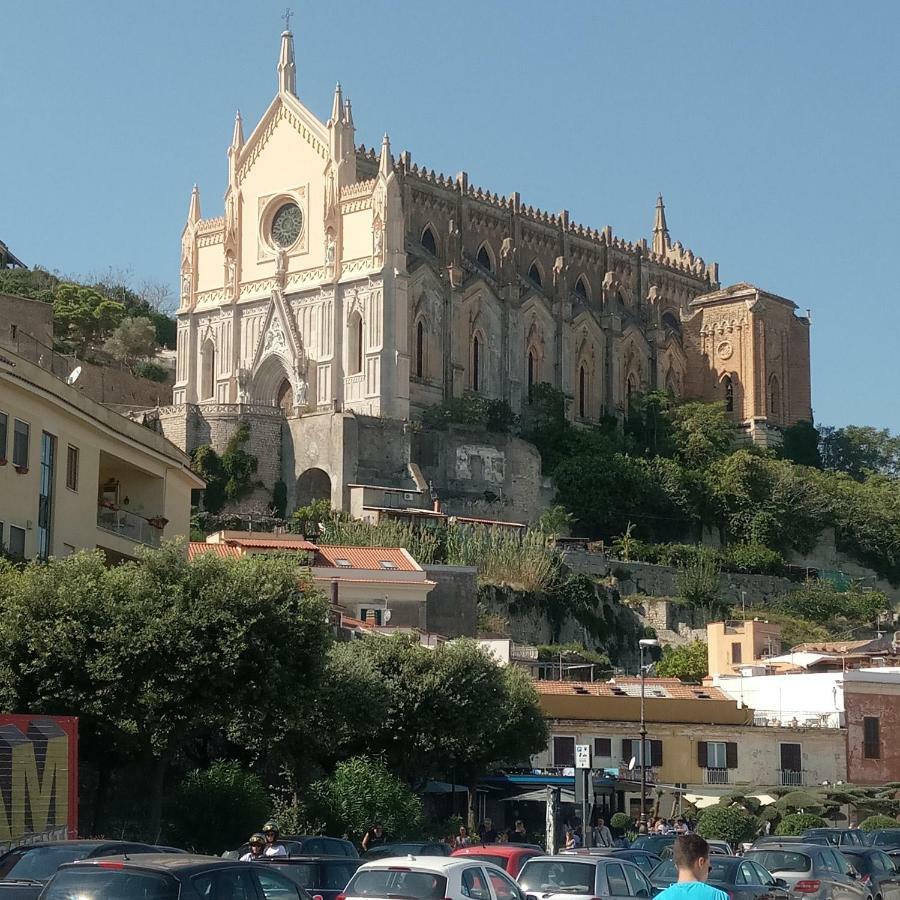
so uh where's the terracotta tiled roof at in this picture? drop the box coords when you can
[314,545,419,571]
[226,537,318,551]
[188,542,242,560]
[534,679,731,702]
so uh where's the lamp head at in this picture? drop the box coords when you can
[639,638,660,649]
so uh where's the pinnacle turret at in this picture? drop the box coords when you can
[188,184,201,224]
[330,82,343,125]
[343,97,354,129]
[652,193,670,255]
[231,110,244,150]
[277,27,296,95]
[378,134,392,179]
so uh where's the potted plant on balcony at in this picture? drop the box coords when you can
[147,515,169,530]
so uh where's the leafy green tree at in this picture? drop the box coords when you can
[820,425,900,480]
[675,550,724,618]
[103,316,158,366]
[775,813,828,835]
[191,422,259,514]
[52,284,126,354]
[774,581,888,628]
[655,641,708,681]
[538,505,573,537]
[519,384,577,474]
[859,815,899,832]
[696,805,758,846]
[780,421,822,468]
[310,757,423,843]
[625,390,677,458]
[167,760,271,854]
[670,401,734,468]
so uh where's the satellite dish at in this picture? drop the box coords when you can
[66,365,82,385]
[628,756,636,771]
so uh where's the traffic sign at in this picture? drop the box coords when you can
[575,743,592,769]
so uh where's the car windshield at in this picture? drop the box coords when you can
[454,854,508,868]
[0,848,101,882]
[366,846,427,859]
[43,867,177,900]
[843,855,873,875]
[872,832,900,847]
[631,838,674,853]
[518,861,595,894]
[346,869,447,899]
[745,851,811,874]
[651,860,732,883]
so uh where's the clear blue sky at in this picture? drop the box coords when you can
[2,1,898,431]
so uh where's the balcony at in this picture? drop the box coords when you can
[753,710,845,728]
[344,372,366,403]
[97,503,163,547]
[779,769,805,786]
[705,767,730,785]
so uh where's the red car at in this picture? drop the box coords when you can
[451,844,543,877]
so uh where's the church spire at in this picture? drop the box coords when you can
[378,134,393,179]
[343,97,354,129]
[329,82,343,125]
[652,193,670,255]
[277,15,296,95]
[231,109,244,150]
[188,183,201,224]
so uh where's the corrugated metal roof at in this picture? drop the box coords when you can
[314,545,419,571]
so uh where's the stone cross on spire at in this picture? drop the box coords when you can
[282,7,293,32]
[652,194,670,255]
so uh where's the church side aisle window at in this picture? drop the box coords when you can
[348,313,364,376]
[200,339,216,401]
[415,320,425,379]
[579,365,587,418]
[421,226,437,257]
[723,374,734,413]
[472,334,481,392]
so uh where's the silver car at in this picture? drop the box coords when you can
[518,856,653,900]
[744,842,872,900]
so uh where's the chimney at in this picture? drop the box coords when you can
[329,579,339,605]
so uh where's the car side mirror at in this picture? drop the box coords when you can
[775,878,789,888]
[525,894,539,900]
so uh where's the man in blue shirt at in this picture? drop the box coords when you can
[655,835,729,900]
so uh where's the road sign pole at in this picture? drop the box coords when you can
[575,744,592,848]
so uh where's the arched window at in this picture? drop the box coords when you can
[662,311,681,335]
[476,243,493,273]
[575,276,589,301]
[415,320,425,379]
[579,364,587,418]
[348,312,364,375]
[527,348,536,401]
[528,262,542,287]
[723,374,734,413]
[472,333,481,392]
[626,373,637,415]
[421,226,437,256]
[769,375,781,419]
[200,338,215,401]
[665,368,678,396]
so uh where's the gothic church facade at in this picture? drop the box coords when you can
[158,27,811,517]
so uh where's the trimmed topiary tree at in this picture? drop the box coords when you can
[610,812,632,831]
[860,814,899,832]
[775,812,828,835]
[696,805,759,847]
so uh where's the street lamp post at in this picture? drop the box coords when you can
[638,638,659,825]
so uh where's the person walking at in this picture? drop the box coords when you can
[262,821,287,857]
[240,833,266,861]
[593,818,613,848]
[508,820,528,843]
[653,835,728,900]
[479,818,498,843]
[362,824,387,852]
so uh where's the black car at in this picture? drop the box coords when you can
[39,854,311,900]
[650,856,791,900]
[252,857,361,900]
[839,849,900,900]
[629,836,677,856]
[558,849,662,876]
[801,829,867,848]
[0,841,166,900]
[361,843,452,861]
[225,837,358,861]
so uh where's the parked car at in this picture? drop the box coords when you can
[342,856,524,900]
[802,829,867,848]
[658,840,731,859]
[867,833,900,852]
[451,845,543,877]
[629,836,677,856]
[743,841,873,900]
[518,854,654,900]
[225,836,359,860]
[39,853,310,900]
[364,844,452,861]
[650,855,791,900]
[0,841,167,900]
[253,857,361,900]
[839,849,900,900]
[558,849,662,877]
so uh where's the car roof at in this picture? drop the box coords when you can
[59,854,230,873]
[357,857,497,873]
[522,856,638,867]
[7,841,139,850]
[257,856,359,864]
[453,846,539,857]
[747,844,821,854]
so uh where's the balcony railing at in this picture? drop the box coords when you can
[705,767,730,785]
[779,769,805,786]
[344,373,366,402]
[753,710,845,728]
[97,503,162,547]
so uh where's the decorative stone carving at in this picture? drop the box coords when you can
[236,367,252,401]
[717,340,734,361]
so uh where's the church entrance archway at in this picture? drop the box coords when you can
[296,467,331,508]
[276,378,293,411]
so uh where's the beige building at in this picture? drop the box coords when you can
[707,619,784,677]
[154,26,812,517]
[0,348,201,562]
[532,678,847,815]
